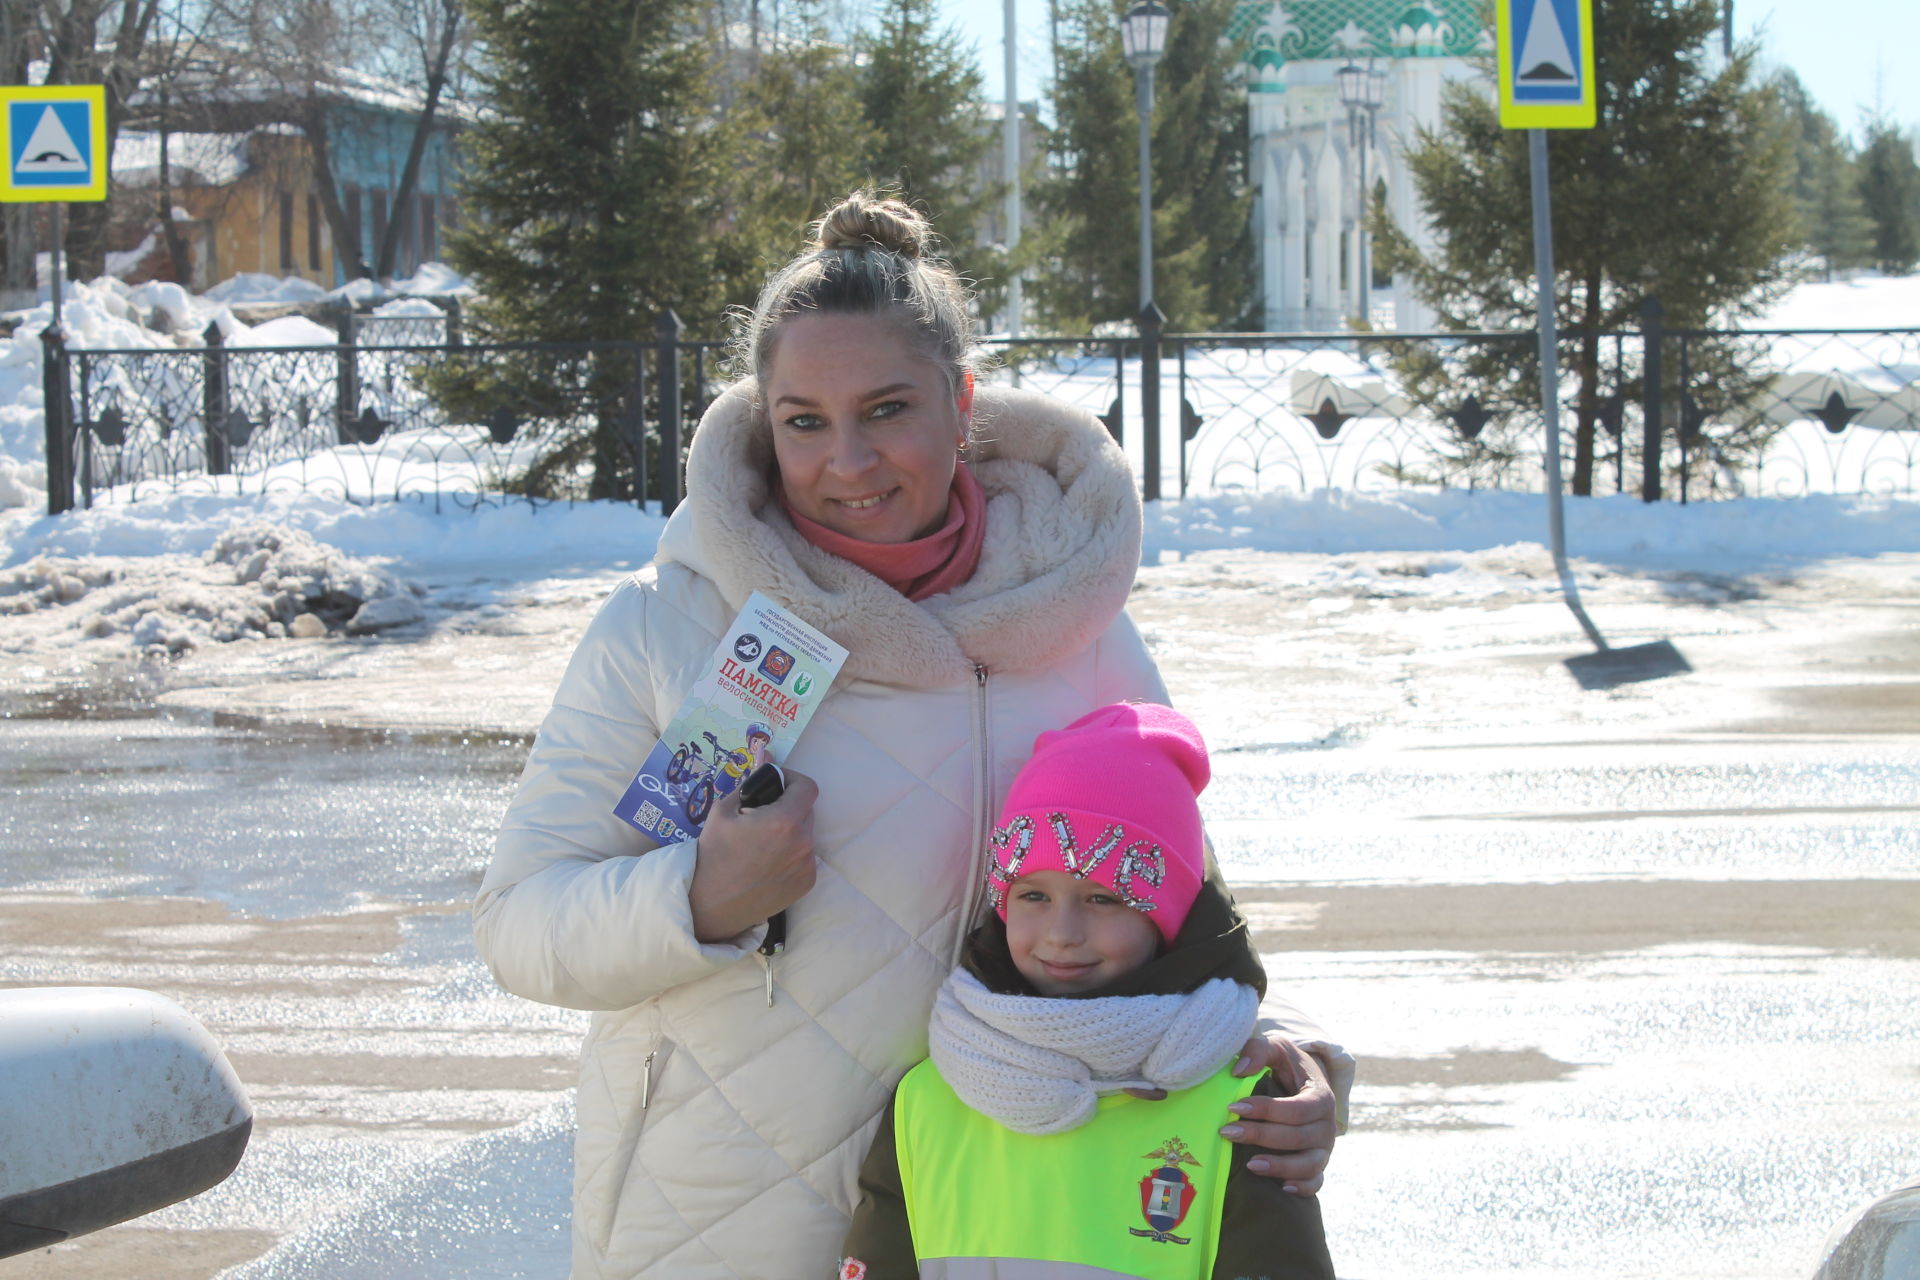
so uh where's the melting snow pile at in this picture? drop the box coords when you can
[0,456,39,508]
[0,522,425,657]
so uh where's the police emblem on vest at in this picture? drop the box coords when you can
[1132,1137,1201,1245]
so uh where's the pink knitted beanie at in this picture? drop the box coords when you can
[986,702,1210,942]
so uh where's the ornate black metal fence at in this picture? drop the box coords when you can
[40,313,728,515]
[978,304,1920,504]
[1659,322,1920,501]
[38,301,1920,514]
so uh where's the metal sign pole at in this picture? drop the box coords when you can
[1527,128,1601,650]
[1495,1,1686,685]
[50,202,63,332]
[1527,125,1687,686]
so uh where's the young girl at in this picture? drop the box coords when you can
[839,703,1337,1280]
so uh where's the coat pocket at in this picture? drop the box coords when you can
[581,1007,671,1256]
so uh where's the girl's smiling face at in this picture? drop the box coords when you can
[1003,869,1162,996]
[764,312,971,545]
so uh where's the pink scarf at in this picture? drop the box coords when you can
[780,464,986,601]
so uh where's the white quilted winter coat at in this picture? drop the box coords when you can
[474,380,1347,1279]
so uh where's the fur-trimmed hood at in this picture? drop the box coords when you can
[654,379,1143,689]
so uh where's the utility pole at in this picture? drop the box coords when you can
[0,1,35,308]
[1002,0,1022,338]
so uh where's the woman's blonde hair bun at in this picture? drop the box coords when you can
[738,189,986,407]
[812,192,932,261]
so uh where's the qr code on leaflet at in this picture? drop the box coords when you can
[637,801,662,829]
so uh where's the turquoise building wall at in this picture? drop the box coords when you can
[326,100,463,285]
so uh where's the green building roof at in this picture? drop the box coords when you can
[1230,0,1485,67]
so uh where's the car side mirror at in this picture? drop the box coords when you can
[0,987,253,1259]
[1813,1182,1920,1280]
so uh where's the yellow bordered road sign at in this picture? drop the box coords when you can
[1496,0,1596,129]
[2,85,108,202]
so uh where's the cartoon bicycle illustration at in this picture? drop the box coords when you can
[663,724,772,826]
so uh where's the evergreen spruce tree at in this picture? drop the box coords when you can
[1032,0,1252,332]
[731,15,876,279]
[856,0,1006,317]
[448,0,738,339]
[1856,119,1920,275]
[1029,0,1137,332]
[1373,0,1798,496]
[443,0,740,498]
[1766,71,1872,278]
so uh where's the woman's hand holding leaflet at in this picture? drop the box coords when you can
[688,763,819,943]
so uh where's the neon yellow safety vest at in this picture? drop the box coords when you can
[894,1060,1259,1280]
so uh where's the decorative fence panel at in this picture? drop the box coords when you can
[44,321,728,515]
[39,307,1920,514]
[1171,332,1552,497]
[1664,325,1920,501]
[980,337,1132,438]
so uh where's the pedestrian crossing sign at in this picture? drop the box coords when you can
[2,85,108,202]
[1496,0,1596,129]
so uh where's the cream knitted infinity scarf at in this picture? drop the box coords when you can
[926,969,1261,1135]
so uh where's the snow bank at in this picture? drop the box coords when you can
[0,456,44,508]
[6,278,186,354]
[1142,487,1920,570]
[0,521,425,657]
[205,273,332,306]
[0,280,195,488]
[234,314,341,347]
[387,262,474,298]
[0,392,44,489]
[0,488,666,583]
[1764,274,1920,331]
[372,297,447,318]
[127,280,199,333]
[197,263,474,309]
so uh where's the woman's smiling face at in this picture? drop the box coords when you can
[764,312,971,544]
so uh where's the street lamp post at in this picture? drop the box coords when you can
[1336,60,1387,326]
[1121,0,1170,311]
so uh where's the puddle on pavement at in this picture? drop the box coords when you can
[1359,1047,1582,1088]
[0,699,529,919]
[1734,680,1920,736]
[0,662,168,721]
[1238,880,1920,958]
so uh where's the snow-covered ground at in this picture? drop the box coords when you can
[5,479,1920,706]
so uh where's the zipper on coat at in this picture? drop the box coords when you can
[956,662,993,968]
[640,1004,662,1109]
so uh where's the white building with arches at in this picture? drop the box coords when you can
[1230,0,1491,332]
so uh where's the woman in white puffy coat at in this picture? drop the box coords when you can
[473,193,1350,1280]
